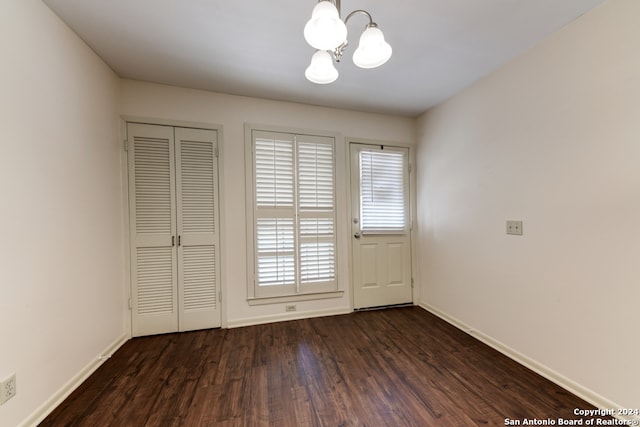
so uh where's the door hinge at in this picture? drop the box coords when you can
[128,298,132,310]
[411,278,414,288]
[215,147,219,158]
[123,139,129,151]
[218,291,222,303]
[408,162,412,174]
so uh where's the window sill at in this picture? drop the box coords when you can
[247,291,345,306]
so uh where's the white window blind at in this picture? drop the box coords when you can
[251,131,337,296]
[359,149,407,233]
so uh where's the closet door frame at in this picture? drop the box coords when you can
[121,116,226,336]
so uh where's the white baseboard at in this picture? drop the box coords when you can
[20,333,129,427]
[418,303,639,425]
[227,307,352,328]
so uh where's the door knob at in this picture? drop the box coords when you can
[354,232,361,239]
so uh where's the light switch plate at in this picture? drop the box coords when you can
[506,220,523,235]
[0,374,16,405]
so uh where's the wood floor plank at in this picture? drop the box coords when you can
[40,307,611,426]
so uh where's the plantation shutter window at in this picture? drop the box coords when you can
[359,148,408,234]
[251,130,337,298]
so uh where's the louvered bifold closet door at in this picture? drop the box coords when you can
[128,123,178,336]
[175,128,221,330]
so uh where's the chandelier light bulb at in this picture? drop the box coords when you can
[305,50,339,84]
[304,1,348,50]
[352,25,392,69]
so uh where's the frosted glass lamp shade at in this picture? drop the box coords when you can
[304,1,348,50]
[305,50,339,84]
[352,26,392,69]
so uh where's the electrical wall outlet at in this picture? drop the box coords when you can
[506,220,523,236]
[0,374,16,405]
[285,305,296,312]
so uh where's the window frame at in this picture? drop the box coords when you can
[245,124,343,303]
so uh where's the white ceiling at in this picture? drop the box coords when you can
[43,0,605,117]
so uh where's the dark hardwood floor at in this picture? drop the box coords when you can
[41,307,607,426]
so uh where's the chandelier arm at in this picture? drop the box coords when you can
[343,9,374,27]
[334,41,347,62]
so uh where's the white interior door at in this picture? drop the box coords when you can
[175,127,221,331]
[350,143,412,309]
[128,123,179,335]
[128,123,221,337]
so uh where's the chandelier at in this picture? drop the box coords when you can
[304,0,392,84]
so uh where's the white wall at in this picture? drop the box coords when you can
[0,1,126,426]
[416,0,639,412]
[120,80,415,326]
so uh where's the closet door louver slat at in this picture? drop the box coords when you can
[180,140,215,234]
[136,247,174,315]
[134,139,172,234]
[182,246,217,311]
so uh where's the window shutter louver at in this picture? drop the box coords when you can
[256,218,295,285]
[297,139,335,285]
[251,130,337,296]
[359,150,407,233]
[255,136,294,208]
[298,141,334,209]
[253,133,297,290]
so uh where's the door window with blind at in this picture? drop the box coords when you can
[247,129,338,298]
[358,147,409,234]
